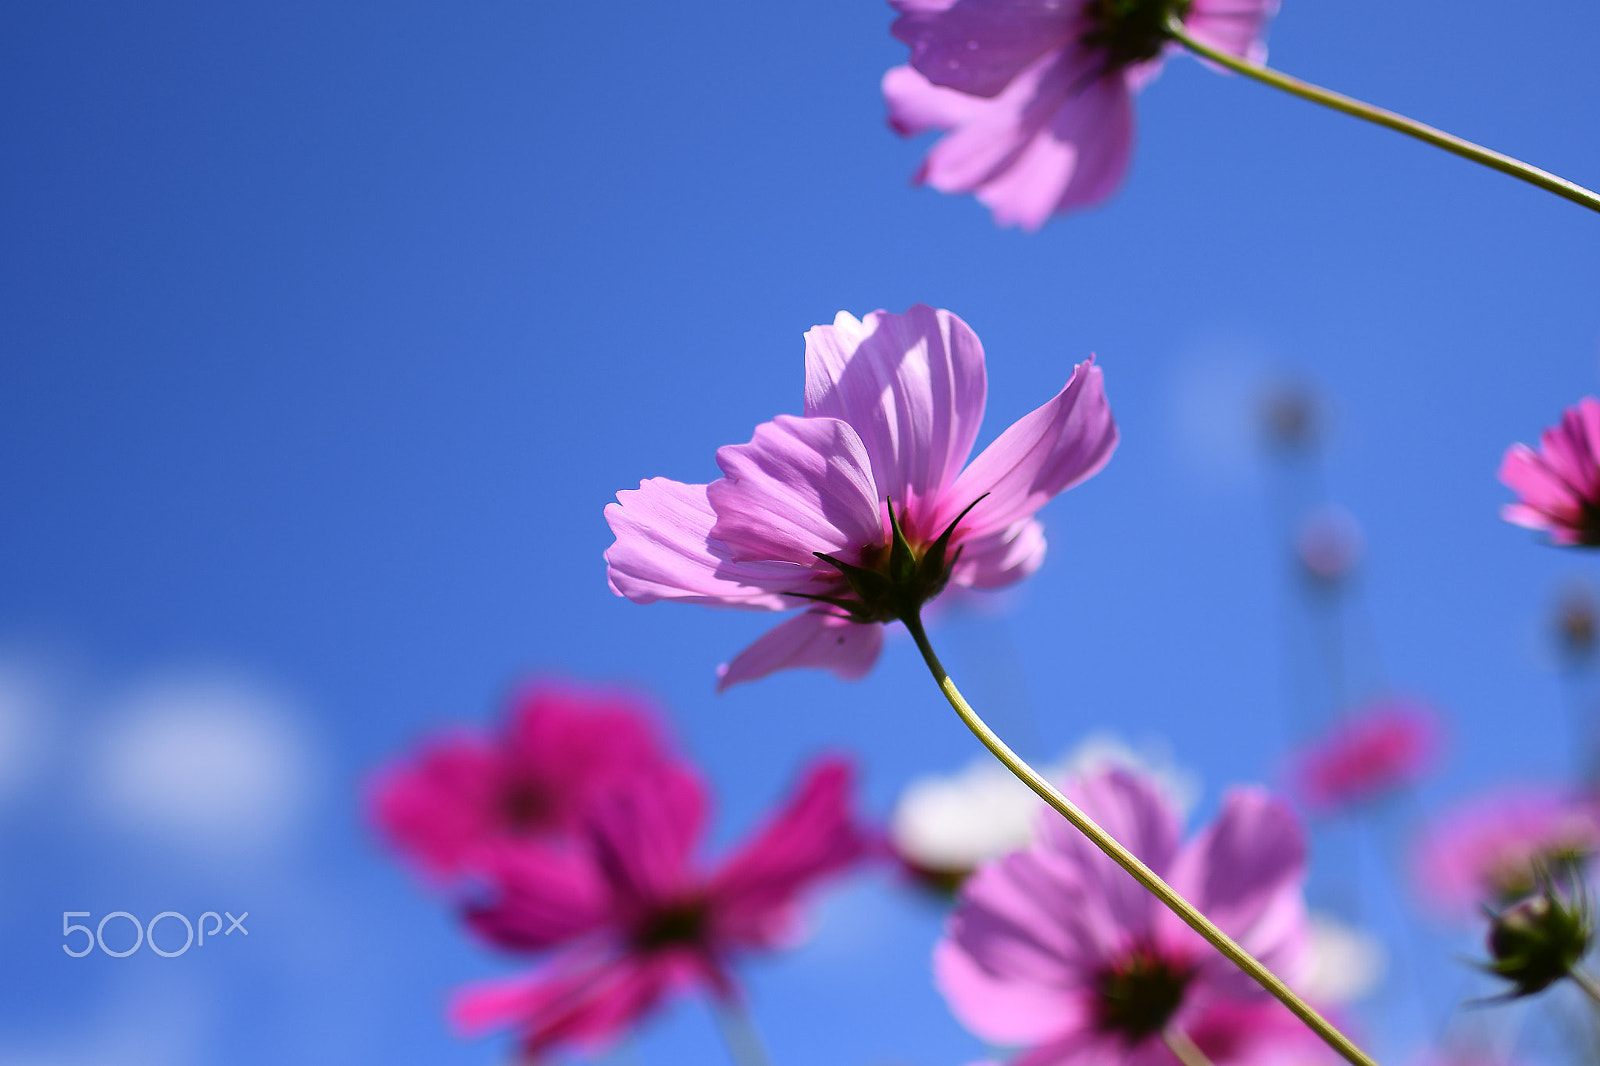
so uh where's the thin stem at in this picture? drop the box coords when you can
[1163,1028,1216,1066]
[1165,19,1600,216]
[900,611,1378,1066]
[1570,966,1600,1009]
[711,999,775,1066]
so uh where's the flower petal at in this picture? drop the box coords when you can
[708,756,869,947]
[891,0,1075,98]
[802,306,987,539]
[709,415,885,567]
[1184,0,1280,65]
[586,763,710,909]
[463,845,614,951]
[366,732,500,879]
[605,477,805,608]
[944,358,1117,538]
[949,516,1046,590]
[716,610,885,692]
[934,935,1089,1046]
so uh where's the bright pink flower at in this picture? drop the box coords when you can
[936,767,1316,1065]
[1290,699,1439,814]
[368,682,683,879]
[884,0,1279,230]
[452,757,868,1058]
[1500,397,1600,546]
[1413,785,1600,917]
[605,305,1117,689]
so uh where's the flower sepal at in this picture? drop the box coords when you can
[1481,871,1594,999]
[811,496,984,625]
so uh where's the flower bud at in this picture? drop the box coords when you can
[1483,882,1593,998]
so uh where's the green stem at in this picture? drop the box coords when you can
[899,610,1378,1066]
[1165,19,1600,216]
[1570,966,1600,1009]
[711,999,775,1066]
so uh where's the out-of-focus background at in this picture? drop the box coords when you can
[2,0,1598,1062]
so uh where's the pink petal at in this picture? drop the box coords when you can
[586,763,710,910]
[802,306,988,540]
[366,733,500,878]
[716,610,885,692]
[708,756,869,948]
[464,845,614,951]
[708,415,885,567]
[934,936,1089,1046]
[605,477,806,608]
[1183,0,1280,65]
[1035,767,1184,940]
[943,358,1117,538]
[884,64,982,137]
[949,516,1046,590]
[1158,787,1307,979]
[891,0,1075,98]
[451,952,688,1056]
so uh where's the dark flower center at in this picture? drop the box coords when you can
[500,779,555,832]
[807,497,982,625]
[1080,0,1191,71]
[632,897,709,952]
[1093,946,1194,1041]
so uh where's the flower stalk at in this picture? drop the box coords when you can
[1164,18,1600,216]
[712,1000,776,1066]
[899,609,1378,1066]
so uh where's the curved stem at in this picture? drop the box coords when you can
[1570,966,1600,1009]
[711,999,775,1066]
[900,611,1378,1066]
[1165,19,1600,216]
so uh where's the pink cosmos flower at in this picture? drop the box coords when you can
[1500,397,1600,546]
[605,305,1117,689]
[884,0,1280,230]
[1290,699,1440,815]
[937,767,1319,1065]
[1413,786,1600,917]
[452,757,868,1058]
[368,682,683,879]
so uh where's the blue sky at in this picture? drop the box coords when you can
[2,0,1599,1063]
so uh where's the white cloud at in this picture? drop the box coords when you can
[0,660,49,806]
[92,673,315,856]
[1300,912,1386,1005]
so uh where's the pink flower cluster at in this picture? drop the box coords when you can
[369,683,869,1058]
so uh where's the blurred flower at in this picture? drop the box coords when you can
[1259,380,1320,454]
[1300,913,1386,1005]
[606,305,1117,689]
[891,735,1199,893]
[453,757,868,1058]
[1482,874,1593,999]
[1290,699,1439,814]
[1295,505,1364,585]
[1553,584,1598,663]
[1413,786,1600,916]
[368,682,683,880]
[1500,398,1600,546]
[936,767,1319,1064]
[883,0,1279,230]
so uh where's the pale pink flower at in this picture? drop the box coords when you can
[452,757,868,1058]
[605,305,1117,689]
[1294,505,1363,585]
[937,767,1318,1065]
[1290,699,1440,814]
[1500,398,1600,546]
[1413,785,1600,917]
[884,0,1280,230]
[367,682,683,879]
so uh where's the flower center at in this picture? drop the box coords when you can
[1079,0,1190,71]
[1092,945,1194,1042]
[500,779,555,833]
[631,897,709,952]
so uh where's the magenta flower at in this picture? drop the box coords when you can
[1413,785,1600,917]
[883,0,1279,230]
[1500,398,1600,546]
[936,767,1316,1065]
[1290,699,1440,815]
[605,305,1117,689]
[367,682,683,879]
[451,757,868,1058]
